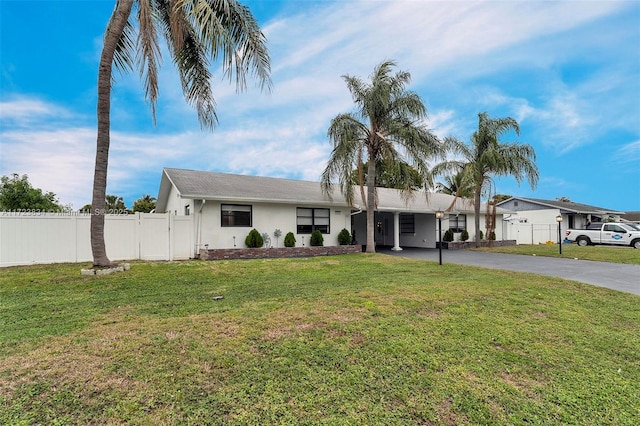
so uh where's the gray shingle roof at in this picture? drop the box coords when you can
[158,168,503,214]
[499,197,624,214]
[162,167,343,205]
[621,211,640,222]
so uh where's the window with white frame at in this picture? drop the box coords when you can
[449,214,467,233]
[297,208,330,234]
[221,204,252,227]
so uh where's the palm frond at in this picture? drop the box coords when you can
[136,0,162,122]
[157,0,216,128]
[322,113,368,205]
[496,143,539,188]
[176,0,271,93]
[111,18,135,78]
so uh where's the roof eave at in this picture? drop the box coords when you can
[178,194,347,207]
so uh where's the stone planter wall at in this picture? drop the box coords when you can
[199,245,362,261]
[437,240,517,250]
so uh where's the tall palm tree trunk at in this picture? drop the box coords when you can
[90,0,134,267]
[365,153,377,253]
[473,185,482,248]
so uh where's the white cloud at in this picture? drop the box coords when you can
[425,109,460,140]
[0,127,96,209]
[0,97,76,125]
[611,140,640,169]
[111,0,635,143]
[468,86,604,154]
[236,0,632,151]
[2,0,637,210]
[0,117,332,209]
[183,124,332,181]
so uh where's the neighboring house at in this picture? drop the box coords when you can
[155,168,510,256]
[620,211,640,224]
[497,197,625,244]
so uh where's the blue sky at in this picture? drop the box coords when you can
[1,0,639,212]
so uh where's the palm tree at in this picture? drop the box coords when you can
[321,60,443,253]
[105,194,128,212]
[437,112,538,247]
[433,170,476,212]
[90,0,271,266]
[350,160,424,191]
[435,171,474,197]
[132,194,157,213]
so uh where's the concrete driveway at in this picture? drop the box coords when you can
[379,247,640,296]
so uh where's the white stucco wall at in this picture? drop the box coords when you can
[166,188,509,251]
[502,209,563,245]
[194,200,353,249]
[400,214,437,248]
[508,209,561,225]
[164,185,191,217]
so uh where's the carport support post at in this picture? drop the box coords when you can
[391,212,402,251]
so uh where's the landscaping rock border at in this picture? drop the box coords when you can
[436,240,517,250]
[81,263,131,275]
[200,245,362,261]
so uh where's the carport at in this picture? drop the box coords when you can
[348,187,509,251]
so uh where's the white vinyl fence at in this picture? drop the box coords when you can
[0,212,193,267]
[504,222,560,245]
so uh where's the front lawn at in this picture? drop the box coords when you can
[473,243,640,264]
[1,255,638,425]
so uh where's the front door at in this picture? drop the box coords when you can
[374,213,390,246]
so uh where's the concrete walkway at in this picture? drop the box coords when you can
[379,247,640,296]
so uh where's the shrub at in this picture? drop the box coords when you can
[284,232,296,248]
[479,230,484,240]
[460,230,469,241]
[273,229,282,248]
[245,229,264,248]
[310,230,324,246]
[443,229,454,242]
[337,228,351,245]
[488,231,496,241]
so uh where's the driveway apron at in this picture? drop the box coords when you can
[380,247,640,296]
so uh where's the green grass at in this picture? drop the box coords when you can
[1,255,639,425]
[472,243,640,264]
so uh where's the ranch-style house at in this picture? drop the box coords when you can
[155,168,510,257]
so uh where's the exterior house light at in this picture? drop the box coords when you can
[556,215,563,255]
[435,210,445,265]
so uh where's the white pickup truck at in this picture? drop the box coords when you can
[565,222,640,249]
